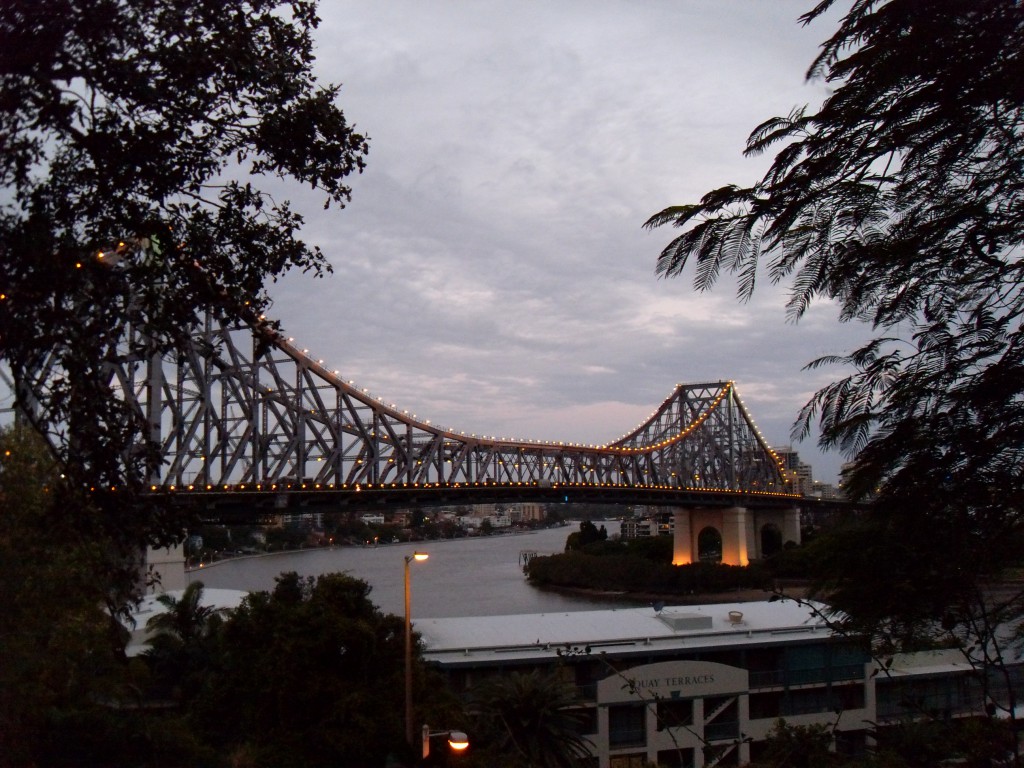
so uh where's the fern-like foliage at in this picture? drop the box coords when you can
[648,0,1024,648]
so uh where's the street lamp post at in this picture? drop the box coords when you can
[404,551,428,746]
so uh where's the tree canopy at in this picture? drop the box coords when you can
[646,0,1024,638]
[187,572,452,768]
[469,669,593,768]
[0,425,134,766]
[0,0,368,583]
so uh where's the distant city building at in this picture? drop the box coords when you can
[471,503,497,518]
[278,511,323,528]
[519,502,546,523]
[456,503,536,528]
[838,461,857,499]
[360,513,386,525]
[773,446,815,496]
[501,503,547,523]
[621,513,674,540]
[809,480,842,500]
[620,518,653,539]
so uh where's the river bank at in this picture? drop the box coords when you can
[534,580,813,608]
[187,525,562,573]
[185,524,629,617]
[188,528,814,616]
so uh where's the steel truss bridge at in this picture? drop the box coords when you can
[15,313,798,516]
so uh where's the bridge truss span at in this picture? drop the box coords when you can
[109,315,792,506]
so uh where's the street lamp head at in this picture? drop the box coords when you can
[422,724,470,759]
[447,731,469,751]
[407,551,429,563]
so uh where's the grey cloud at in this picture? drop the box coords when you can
[267,1,862,484]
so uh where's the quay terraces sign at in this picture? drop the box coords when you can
[598,660,748,703]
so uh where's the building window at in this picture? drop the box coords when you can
[877,675,975,720]
[830,643,869,680]
[657,747,695,767]
[656,699,693,731]
[749,690,783,720]
[785,643,828,686]
[747,646,785,689]
[832,683,865,711]
[609,704,647,748]
[574,661,602,702]
[785,686,831,716]
[609,755,647,768]
[573,706,598,736]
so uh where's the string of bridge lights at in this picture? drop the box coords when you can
[51,245,786,483]
[257,335,784,467]
[131,479,796,498]
[198,329,790,483]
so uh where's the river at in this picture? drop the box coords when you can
[186,522,642,618]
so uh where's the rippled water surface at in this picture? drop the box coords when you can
[187,521,640,618]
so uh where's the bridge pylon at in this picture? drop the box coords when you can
[671,505,801,566]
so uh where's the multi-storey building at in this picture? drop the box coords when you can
[519,502,547,523]
[420,600,1007,767]
[621,513,675,540]
[773,446,815,497]
[809,481,842,500]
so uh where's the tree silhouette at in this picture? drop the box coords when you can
[188,572,422,767]
[470,670,593,768]
[146,581,222,648]
[647,0,1024,638]
[0,425,136,765]
[0,0,369,595]
[143,581,225,702]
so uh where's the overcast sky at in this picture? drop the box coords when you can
[268,1,866,485]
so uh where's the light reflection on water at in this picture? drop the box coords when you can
[187,521,640,618]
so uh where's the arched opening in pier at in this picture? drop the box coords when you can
[760,523,783,558]
[697,526,722,564]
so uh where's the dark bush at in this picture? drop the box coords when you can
[525,552,771,595]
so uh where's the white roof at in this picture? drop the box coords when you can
[877,648,977,678]
[419,599,831,666]
[125,587,248,656]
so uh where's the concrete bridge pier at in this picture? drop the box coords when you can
[671,508,693,565]
[721,506,753,566]
[724,507,757,569]
[783,506,801,548]
[672,506,800,567]
[672,507,753,566]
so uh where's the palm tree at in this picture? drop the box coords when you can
[144,581,224,699]
[146,580,222,648]
[471,670,593,768]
